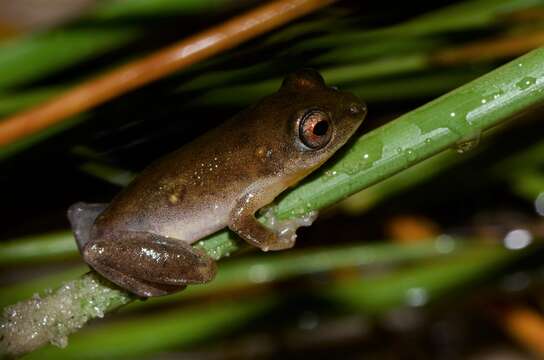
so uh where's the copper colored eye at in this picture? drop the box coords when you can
[299,110,332,149]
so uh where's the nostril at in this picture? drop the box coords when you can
[348,103,366,116]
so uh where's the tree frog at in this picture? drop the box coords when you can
[68,69,367,297]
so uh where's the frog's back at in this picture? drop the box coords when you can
[93,109,271,243]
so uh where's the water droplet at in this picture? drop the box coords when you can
[248,264,271,283]
[435,235,456,254]
[405,287,428,307]
[405,148,416,161]
[516,76,537,90]
[450,112,456,117]
[503,229,532,250]
[425,138,432,144]
[325,170,338,177]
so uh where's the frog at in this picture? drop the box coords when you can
[68,69,367,297]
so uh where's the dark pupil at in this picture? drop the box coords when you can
[312,120,329,136]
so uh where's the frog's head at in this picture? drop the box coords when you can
[267,69,367,182]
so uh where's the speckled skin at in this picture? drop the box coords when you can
[68,69,366,297]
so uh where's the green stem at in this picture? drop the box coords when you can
[24,297,277,360]
[299,0,542,49]
[17,243,525,359]
[325,245,521,313]
[0,240,459,309]
[0,231,77,265]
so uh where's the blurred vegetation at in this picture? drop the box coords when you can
[1,0,544,358]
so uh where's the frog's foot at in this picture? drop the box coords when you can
[230,193,319,252]
[82,231,216,297]
[260,208,319,251]
[93,265,187,297]
[67,202,108,252]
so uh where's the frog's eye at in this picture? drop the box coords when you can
[299,110,332,149]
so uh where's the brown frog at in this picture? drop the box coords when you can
[68,69,367,297]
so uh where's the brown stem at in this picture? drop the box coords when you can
[500,305,544,356]
[0,0,335,146]
[431,30,544,66]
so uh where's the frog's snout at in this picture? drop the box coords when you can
[344,100,367,127]
[348,102,367,117]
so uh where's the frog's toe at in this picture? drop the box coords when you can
[260,209,319,251]
[89,264,187,298]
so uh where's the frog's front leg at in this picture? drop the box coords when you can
[229,192,318,251]
[82,231,216,297]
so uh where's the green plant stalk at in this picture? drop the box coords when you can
[492,139,544,200]
[90,0,238,20]
[0,54,458,122]
[128,239,464,311]
[79,162,137,187]
[0,272,135,358]
[179,52,429,94]
[0,116,86,161]
[2,48,543,357]
[24,297,277,360]
[21,244,523,359]
[314,37,446,64]
[337,149,465,214]
[0,88,64,116]
[0,239,461,309]
[507,170,544,201]
[324,245,521,313]
[299,0,543,49]
[193,67,488,107]
[0,231,76,265]
[0,267,88,309]
[0,28,140,91]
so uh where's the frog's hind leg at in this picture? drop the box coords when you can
[91,265,187,297]
[67,202,108,252]
[83,231,216,297]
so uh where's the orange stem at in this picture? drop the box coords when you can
[501,306,544,356]
[432,30,544,65]
[0,0,335,146]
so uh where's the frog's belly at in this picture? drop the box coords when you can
[153,205,231,244]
